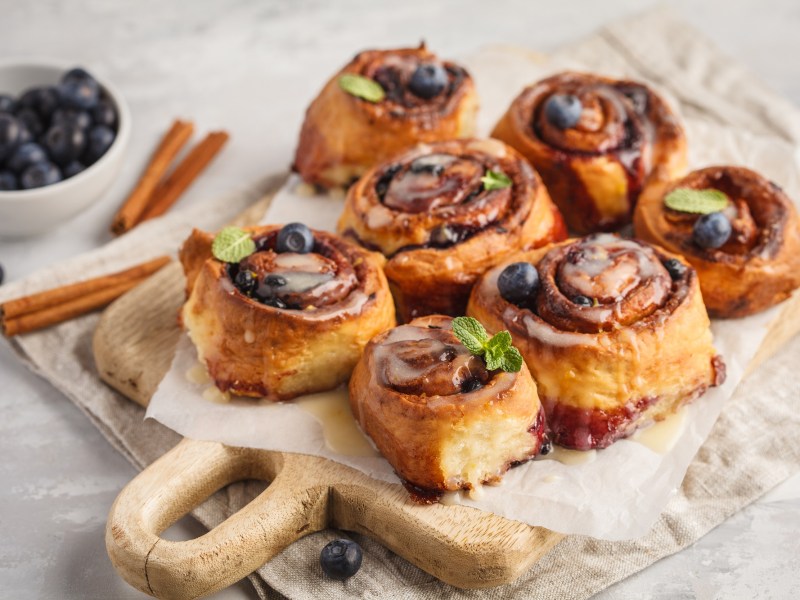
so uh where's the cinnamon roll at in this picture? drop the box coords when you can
[467,234,725,450]
[634,166,800,317]
[338,138,567,321]
[293,44,478,188]
[179,224,396,400]
[491,72,687,233]
[349,315,547,499]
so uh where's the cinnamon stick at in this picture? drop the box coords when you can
[139,131,230,223]
[111,119,194,235]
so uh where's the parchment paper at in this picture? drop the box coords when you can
[145,47,800,541]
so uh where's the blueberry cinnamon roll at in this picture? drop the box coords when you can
[467,234,725,450]
[338,138,566,321]
[492,72,687,233]
[349,315,547,499]
[293,44,478,188]
[179,223,396,400]
[634,166,800,317]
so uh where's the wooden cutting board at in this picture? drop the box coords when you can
[96,186,800,599]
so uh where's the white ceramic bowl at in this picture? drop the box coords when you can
[0,60,131,238]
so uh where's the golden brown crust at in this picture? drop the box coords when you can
[338,138,567,321]
[349,315,546,493]
[467,234,723,449]
[179,226,396,400]
[634,165,800,318]
[491,71,687,233]
[293,45,479,188]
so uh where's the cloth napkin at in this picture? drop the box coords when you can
[2,7,800,600]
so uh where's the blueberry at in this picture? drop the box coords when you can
[234,269,257,295]
[83,125,115,164]
[261,296,287,309]
[15,107,43,138]
[0,95,17,113]
[19,86,60,120]
[460,377,483,393]
[44,124,87,165]
[16,124,33,145]
[62,160,86,179]
[498,262,540,306]
[408,63,448,99]
[543,93,583,129]
[51,107,92,131]
[6,143,48,174]
[320,539,362,580]
[91,99,117,129]
[58,68,100,110]
[0,170,17,190]
[265,274,287,287]
[539,438,553,456]
[0,113,21,160]
[276,223,314,254]
[692,212,731,249]
[662,258,687,281]
[573,295,593,306]
[20,161,62,189]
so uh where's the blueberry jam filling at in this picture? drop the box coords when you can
[662,258,687,281]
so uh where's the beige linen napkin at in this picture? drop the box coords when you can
[2,8,800,600]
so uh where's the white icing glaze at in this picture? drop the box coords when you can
[295,388,379,457]
[466,138,507,157]
[630,407,687,454]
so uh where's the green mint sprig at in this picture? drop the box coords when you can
[338,74,386,103]
[451,316,523,372]
[481,169,512,191]
[664,187,729,214]
[211,226,256,263]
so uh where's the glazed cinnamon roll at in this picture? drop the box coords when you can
[634,166,800,318]
[293,44,478,188]
[338,138,567,321]
[467,234,725,450]
[492,72,687,233]
[179,223,396,400]
[349,315,547,499]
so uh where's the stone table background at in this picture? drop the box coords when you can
[1,1,799,598]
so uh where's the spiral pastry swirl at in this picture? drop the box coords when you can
[467,234,725,450]
[349,315,547,498]
[338,138,566,321]
[492,72,687,233]
[293,44,478,188]
[634,166,800,317]
[179,225,396,400]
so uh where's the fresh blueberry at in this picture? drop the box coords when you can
[573,295,593,306]
[16,124,33,145]
[543,93,583,129]
[20,161,62,189]
[6,143,48,174]
[62,160,86,179]
[44,124,87,165]
[0,170,17,190]
[692,212,731,249]
[83,125,115,164]
[498,262,540,306]
[58,68,100,110]
[662,258,687,281]
[234,269,258,295]
[320,539,362,580]
[276,223,314,254]
[91,99,117,129]
[408,63,448,99]
[19,86,60,120]
[15,107,43,138]
[0,95,16,113]
[51,107,92,131]
[0,113,21,160]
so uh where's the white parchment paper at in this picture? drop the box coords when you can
[146,48,800,540]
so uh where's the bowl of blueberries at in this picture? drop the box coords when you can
[0,60,130,237]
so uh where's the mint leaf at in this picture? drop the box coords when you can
[481,170,512,191]
[664,188,729,214]
[484,351,503,371]
[211,227,256,263]
[485,330,512,354]
[338,74,385,103]
[498,346,523,373]
[451,316,489,355]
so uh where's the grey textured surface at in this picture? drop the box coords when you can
[1,1,800,599]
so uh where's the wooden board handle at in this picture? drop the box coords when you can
[106,439,327,599]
